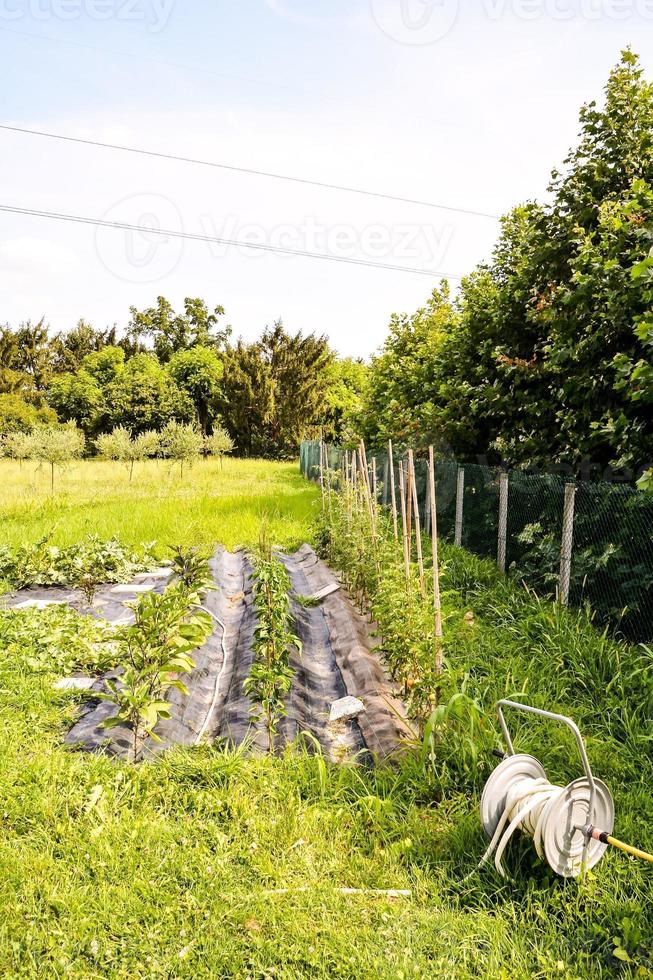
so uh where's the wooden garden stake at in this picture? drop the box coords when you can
[388,439,399,542]
[405,456,413,567]
[371,457,377,503]
[497,471,509,573]
[455,467,465,547]
[408,450,426,597]
[428,446,444,681]
[319,437,325,510]
[398,461,411,586]
[559,483,576,606]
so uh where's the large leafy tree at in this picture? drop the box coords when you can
[363,51,653,476]
[50,320,118,374]
[217,341,276,457]
[168,345,224,435]
[101,354,194,435]
[127,297,230,362]
[47,370,104,438]
[258,321,333,457]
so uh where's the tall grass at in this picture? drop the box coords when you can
[0,457,318,552]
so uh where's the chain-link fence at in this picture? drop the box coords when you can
[300,441,653,644]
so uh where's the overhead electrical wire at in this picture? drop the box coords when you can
[0,123,501,222]
[0,204,463,279]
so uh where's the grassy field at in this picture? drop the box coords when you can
[1,460,652,977]
[0,458,317,553]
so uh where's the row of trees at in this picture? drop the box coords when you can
[0,299,368,459]
[360,51,653,482]
[1,421,235,487]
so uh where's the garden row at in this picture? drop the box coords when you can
[1,535,407,764]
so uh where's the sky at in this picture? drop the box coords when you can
[1,1,652,359]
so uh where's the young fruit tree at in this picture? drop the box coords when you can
[2,431,33,465]
[160,422,204,476]
[205,425,234,465]
[28,424,86,491]
[96,427,160,480]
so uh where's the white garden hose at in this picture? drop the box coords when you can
[468,703,617,880]
[194,604,229,744]
[474,761,613,878]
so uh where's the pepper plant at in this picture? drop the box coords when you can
[245,539,301,752]
[100,549,214,761]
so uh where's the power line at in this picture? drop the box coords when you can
[0,203,464,280]
[0,123,501,222]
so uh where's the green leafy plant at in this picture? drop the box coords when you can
[0,536,156,592]
[169,545,214,594]
[245,536,301,752]
[100,581,213,761]
[0,605,115,676]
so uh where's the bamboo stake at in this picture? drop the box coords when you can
[428,446,444,681]
[324,442,332,516]
[371,458,377,503]
[319,437,325,510]
[388,439,399,542]
[398,461,410,586]
[405,456,413,567]
[408,450,426,596]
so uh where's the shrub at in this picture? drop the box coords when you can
[0,605,115,676]
[0,393,57,437]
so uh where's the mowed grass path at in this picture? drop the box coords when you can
[0,458,318,553]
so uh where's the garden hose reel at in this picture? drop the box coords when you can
[479,701,615,879]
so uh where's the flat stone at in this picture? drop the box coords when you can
[329,696,366,724]
[13,599,68,610]
[110,583,156,595]
[133,568,174,581]
[310,583,340,602]
[54,676,96,691]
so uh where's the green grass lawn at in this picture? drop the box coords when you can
[1,461,652,977]
[0,458,318,553]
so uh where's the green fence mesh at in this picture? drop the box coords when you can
[300,441,653,644]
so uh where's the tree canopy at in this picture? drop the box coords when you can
[361,51,653,480]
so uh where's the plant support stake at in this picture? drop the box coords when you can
[497,471,509,573]
[455,467,465,547]
[559,483,576,606]
[408,450,426,596]
[398,461,411,586]
[429,446,443,677]
[388,439,399,542]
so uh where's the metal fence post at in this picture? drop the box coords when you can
[455,467,465,547]
[559,483,577,606]
[497,471,509,573]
